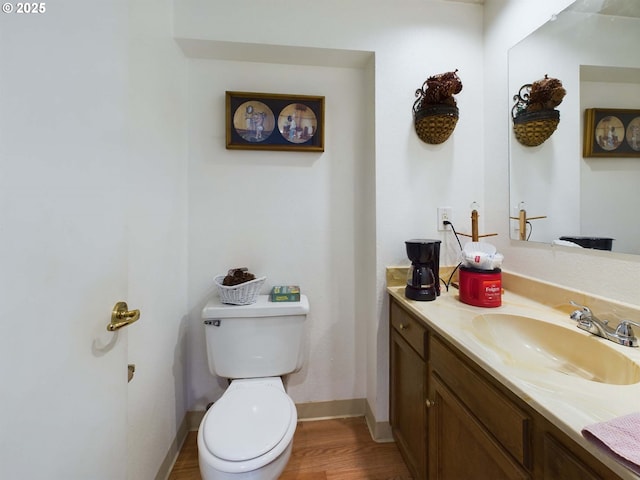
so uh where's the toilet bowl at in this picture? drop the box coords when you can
[197,377,298,480]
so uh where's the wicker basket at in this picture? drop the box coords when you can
[214,275,266,305]
[513,109,560,147]
[414,105,459,145]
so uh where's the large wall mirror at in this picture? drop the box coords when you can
[508,0,640,255]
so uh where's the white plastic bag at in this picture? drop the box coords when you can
[460,242,504,270]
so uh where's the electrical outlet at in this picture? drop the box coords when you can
[437,207,453,231]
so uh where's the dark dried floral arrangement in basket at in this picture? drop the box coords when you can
[512,75,566,147]
[413,70,463,144]
[223,267,256,286]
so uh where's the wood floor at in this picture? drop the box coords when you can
[168,416,413,480]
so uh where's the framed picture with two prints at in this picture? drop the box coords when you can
[226,91,325,152]
[584,108,640,157]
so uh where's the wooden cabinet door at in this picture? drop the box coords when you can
[430,335,531,468]
[390,328,427,480]
[428,374,530,480]
[542,434,604,480]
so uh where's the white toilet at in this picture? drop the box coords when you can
[198,294,309,480]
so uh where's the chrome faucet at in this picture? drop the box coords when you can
[569,301,639,347]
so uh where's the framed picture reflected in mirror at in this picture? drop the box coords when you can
[584,108,640,157]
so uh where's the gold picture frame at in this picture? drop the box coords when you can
[226,91,325,152]
[584,108,640,157]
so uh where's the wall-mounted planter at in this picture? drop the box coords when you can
[512,107,560,147]
[413,70,462,145]
[511,75,565,147]
[413,104,459,145]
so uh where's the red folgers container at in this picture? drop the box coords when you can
[459,266,502,307]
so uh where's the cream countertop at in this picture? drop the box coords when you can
[387,270,640,480]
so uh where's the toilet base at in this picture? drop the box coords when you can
[198,437,292,480]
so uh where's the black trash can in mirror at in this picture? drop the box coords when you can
[559,236,614,251]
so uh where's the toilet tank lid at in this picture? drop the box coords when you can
[202,294,309,319]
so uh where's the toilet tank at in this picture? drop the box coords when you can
[202,294,309,379]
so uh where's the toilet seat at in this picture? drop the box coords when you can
[203,385,292,462]
[198,379,298,474]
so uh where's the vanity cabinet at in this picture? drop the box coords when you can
[389,296,624,480]
[429,335,531,479]
[389,299,427,479]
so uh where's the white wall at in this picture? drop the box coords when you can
[185,59,370,409]
[484,0,640,304]
[126,1,189,478]
[373,10,485,423]
[175,0,484,424]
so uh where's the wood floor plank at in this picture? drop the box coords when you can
[168,431,200,480]
[168,416,412,480]
[279,472,328,480]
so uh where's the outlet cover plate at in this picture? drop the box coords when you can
[437,207,453,231]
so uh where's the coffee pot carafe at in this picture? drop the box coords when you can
[405,239,441,301]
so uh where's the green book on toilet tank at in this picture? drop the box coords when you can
[270,285,301,302]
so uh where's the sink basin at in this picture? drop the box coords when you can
[469,314,640,385]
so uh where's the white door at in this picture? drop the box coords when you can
[0,2,131,478]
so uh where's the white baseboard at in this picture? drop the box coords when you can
[155,415,189,480]
[296,398,366,420]
[364,399,393,442]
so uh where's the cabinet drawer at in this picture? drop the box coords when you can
[431,335,532,468]
[390,299,426,359]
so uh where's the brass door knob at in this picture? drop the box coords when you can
[425,399,435,408]
[107,302,141,331]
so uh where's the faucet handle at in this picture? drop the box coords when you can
[614,320,640,347]
[569,301,592,322]
[569,301,610,326]
[615,320,640,337]
[569,300,591,314]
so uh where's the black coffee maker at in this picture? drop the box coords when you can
[405,239,441,301]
